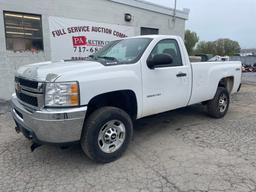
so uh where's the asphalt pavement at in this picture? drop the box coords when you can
[0,73,256,192]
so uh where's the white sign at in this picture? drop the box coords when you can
[49,16,135,61]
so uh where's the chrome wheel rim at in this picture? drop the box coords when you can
[98,120,126,153]
[219,94,228,113]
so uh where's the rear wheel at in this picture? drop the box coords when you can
[207,87,230,118]
[81,107,133,163]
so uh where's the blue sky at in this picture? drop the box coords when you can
[145,0,256,48]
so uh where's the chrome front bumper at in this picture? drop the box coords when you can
[11,94,87,144]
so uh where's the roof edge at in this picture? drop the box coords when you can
[108,0,189,20]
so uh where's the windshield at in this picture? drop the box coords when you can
[91,38,152,64]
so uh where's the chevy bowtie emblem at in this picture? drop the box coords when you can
[16,82,21,93]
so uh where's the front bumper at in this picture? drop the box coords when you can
[11,94,87,144]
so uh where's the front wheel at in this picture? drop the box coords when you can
[81,107,133,163]
[207,87,230,118]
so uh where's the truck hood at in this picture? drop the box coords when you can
[16,60,103,82]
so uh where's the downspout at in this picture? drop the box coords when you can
[172,0,177,23]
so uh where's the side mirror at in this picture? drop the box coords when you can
[147,54,173,69]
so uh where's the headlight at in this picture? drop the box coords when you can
[45,82,80,107]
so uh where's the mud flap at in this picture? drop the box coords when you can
[237,83,242,92]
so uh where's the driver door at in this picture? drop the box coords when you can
[142,39,191,117]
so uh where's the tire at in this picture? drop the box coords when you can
[81,107,133,163]
[207,87,230,118]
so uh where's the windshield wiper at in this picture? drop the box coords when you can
[88,55,119,65]
[97,56,118,61]
[88,55,96,59]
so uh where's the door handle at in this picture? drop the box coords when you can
[176,72,187,77]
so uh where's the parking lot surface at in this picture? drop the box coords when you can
[242,72,256,84]
[1,74,256,192]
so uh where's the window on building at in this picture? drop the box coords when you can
[4,11,43,52]
[141,27,159,35]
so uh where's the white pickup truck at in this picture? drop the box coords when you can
[11,35,242,163]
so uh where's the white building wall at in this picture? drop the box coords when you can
[0,0,188,100]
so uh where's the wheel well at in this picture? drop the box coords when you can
[86,90,138,121]
[218,76,234,94]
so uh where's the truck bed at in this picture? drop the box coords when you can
[188,61,242,105]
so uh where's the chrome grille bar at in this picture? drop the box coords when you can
[15,76,45,109]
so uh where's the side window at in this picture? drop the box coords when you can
[4,11,43,52]
[141,27,159,35]
[149,39,183,66]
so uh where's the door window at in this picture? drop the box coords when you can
[149,39,183,67]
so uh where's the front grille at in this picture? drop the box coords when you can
[15,77,44,108]
[16,91,38,107]
[15,77,38,89]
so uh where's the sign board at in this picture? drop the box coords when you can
[49,16,135,61]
